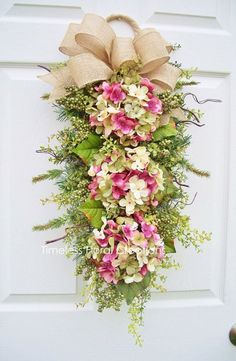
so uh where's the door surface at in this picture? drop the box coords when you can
[0,1,236,360]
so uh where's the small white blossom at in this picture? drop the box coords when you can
[119,192,136,216]
[127,84,149,101]
[129,176,149,201]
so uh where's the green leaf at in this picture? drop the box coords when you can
[153,124,177,141]
[164,239,176,253]
[117,273,151,305]
[79,198,105,228]
[72,134,103,164]
[157,180,178,203]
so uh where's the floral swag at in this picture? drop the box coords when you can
[34,13,219,345]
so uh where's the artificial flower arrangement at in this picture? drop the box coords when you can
[34,14,218,345]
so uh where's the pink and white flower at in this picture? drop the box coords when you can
[112,112,137,134]
[140,78,156,92]
[88,216,165,285]
[101,82,126,104]
[88,147,164,215]
[88,78,165,145]
[145,96,163,114]
[98,261,118,284]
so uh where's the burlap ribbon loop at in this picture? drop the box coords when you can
[59,23,83,56]
[68,53,113,89]
[134,28,170,74]
[107,14,140,70]
[39,13,181,101]
[111,37,137,69]
[75,13,116,63]
[145,63,181,90]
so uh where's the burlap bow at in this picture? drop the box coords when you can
[39,13,181,102]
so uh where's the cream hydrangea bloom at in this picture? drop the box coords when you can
[124,101,145,119]
[129,176,149,203]
[126,84,149,101]
[97,162,109,177]
[96,95,120,122]
[147,257,159,272]
[147,162,165,191]
[126,146,150,170]
[98,175,112,198]
[96,94,107,110]
[124,273,143,284]
[119,192,136,216]
[136,249,149,268]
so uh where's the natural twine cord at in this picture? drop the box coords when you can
[106,14,141,35]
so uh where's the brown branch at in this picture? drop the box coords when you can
[45,225,81,245]
[45,235,66,245]
[173,177,189,188]
[180,107,201,123]
[173,192,198,208]
[176,120,205,127]
[183,92,222,104]
[38,65,50,72]
[185,192,198,205]
[36,149,59,159]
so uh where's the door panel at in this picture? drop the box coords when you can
[0,1,235,360]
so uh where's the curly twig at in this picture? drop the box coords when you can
[176,120,205,127]
[173,192,198,208]
[180,107,201,123]
[173,177,189,188]
[38,65,51,72]
[185,192,198,205]
[183,92,222,104]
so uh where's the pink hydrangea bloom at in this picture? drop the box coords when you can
[122,224,135,240]
[157,246,165,260]
[153,233,161,244]
[103,228,124,243]
[89,115,100,126]
[141,222,157,239]
[111,173,129,188]
[145,96,162,114]
[140,78,156,92]
[111,172,129,199]
[98,261,117,284]
[112,186,126,200]
[107,220,117,229]
[114,233,126,242]
[133,134,148,143]
[103,247,117,262]
[96,237,109,248]
[90,165,101,174]
[139,171,157,195]
[145,133,152,141]
[133,211,144,223]
[88,177,99,199]
[104,156,112,163]
[112,112,137,134]
[102,82,126,104]
[140,264,148,276]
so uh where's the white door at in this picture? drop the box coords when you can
[0,1,235,360]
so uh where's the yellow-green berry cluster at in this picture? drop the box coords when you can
[56,86,93,111]
[158,91,184,112]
